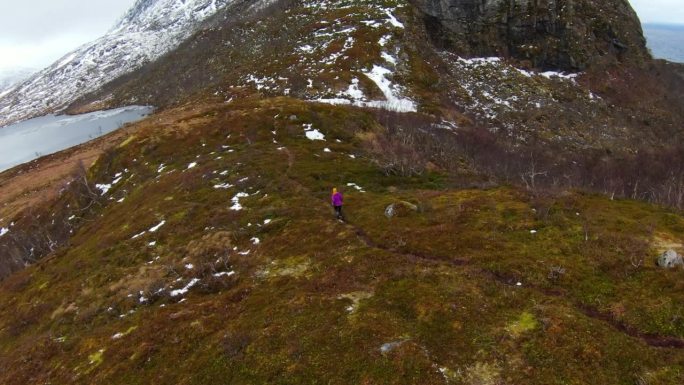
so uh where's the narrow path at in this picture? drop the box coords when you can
[279,145,684,349]
[486,267,684,349]
[351,218,684,349]
[352,225,469,267]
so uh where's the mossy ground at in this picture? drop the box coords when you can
[1,98,683,384]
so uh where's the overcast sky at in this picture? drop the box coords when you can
[0,0,136,72]
[0,0,682,74]
[630,0,684,24]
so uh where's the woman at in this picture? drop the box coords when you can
[331,187,344,220]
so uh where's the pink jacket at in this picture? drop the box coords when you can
[332,192,343,206]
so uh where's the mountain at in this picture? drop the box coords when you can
[70,0,683,152]
[413,0,649,70]
[0,0,244,127]
[0,68,35,98]
[1,0,684,384]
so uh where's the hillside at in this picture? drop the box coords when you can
[1,98,684,384]
[1,0,684,383]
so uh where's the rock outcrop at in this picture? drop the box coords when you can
[412,0,649,71]
[385,201,419,218]
[657,249,684,269]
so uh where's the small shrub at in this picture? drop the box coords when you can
[548,265,566,282]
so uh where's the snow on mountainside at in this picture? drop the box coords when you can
[0,69,35,98]
[0,0,235,127]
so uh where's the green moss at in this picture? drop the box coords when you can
[85,349,105,374]
[507,311,538,338]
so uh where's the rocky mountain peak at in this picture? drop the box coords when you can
[412,0,649,71]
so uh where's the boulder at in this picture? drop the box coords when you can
[656,249,684,268]
[385,201,419,218]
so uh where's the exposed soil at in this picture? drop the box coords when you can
[0,129,129,226]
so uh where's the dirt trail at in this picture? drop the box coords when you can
[272,132,684,351]
[347,216,684,349]
[352,225,469,267]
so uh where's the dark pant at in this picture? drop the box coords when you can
[334,205,343,219]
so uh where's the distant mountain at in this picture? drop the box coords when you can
[0,0,240,127]
[0,68,35,98]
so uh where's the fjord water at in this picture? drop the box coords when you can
[0,106,153,172]
[643,23,684,63]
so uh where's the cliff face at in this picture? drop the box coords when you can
[412,0,649,70]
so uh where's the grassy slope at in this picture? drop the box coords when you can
[0,98,683,384]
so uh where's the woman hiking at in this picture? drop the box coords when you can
[331,187,344,221]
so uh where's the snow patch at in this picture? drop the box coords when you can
[213,271,236,278]
[298,44,315,53]
[96,184,112,195]
[384,9,405,29]
[540,71,579,81]
[230,192,249,211]
[149,220,166,232]
[363,65,417,112]
[170,278,200,297]
[345,78,365,101]
[347,182,366,192]
[55,53,77,70]
[381,52,397,65]
[458,57,501,65]
[303,124,326,141]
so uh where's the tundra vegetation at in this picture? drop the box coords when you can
[1,0,683,383]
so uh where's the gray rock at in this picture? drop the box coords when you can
[656,249,684,268]
[411,0,648,71]
[385,201,419,218]
[380,339,409,354]
[384,204,395,218]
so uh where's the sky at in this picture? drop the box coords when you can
[0,0,136,73]
[630,0,684,24]
[0,0,682,74]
